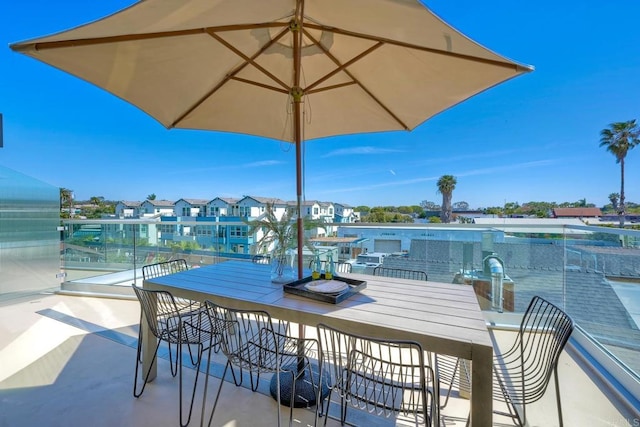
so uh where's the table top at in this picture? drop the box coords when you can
[143,260,491,358]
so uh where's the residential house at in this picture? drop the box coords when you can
[552,207,602,219]
[208,197,240,217]
[115,200,143,218]
[238,196,288,219]
[334,203,357,223]
[140,199,175,217]
[174,198,210,217]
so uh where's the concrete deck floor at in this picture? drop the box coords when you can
[0,291,636,426]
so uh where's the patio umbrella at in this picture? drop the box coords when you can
[11,0,532,276]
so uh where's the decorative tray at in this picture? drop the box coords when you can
[283,274,367,304]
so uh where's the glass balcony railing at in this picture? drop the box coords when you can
[60,219,640,389]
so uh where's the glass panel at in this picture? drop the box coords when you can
[0,165,59,298]
[335,223,640,382]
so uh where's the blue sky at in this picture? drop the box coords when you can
[2,1,640,209]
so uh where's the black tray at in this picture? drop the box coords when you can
[283,274,366,304]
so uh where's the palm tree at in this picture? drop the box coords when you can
[437,175,457,223]
[608,193,620,213]
[60,187,73,219]
[600,120,640,227]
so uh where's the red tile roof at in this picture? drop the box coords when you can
[552,207,602,218]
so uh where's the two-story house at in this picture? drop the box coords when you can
[174,198,209,217]
[140,199,175,217]
[208,197,240,217]
[115,200,143,218]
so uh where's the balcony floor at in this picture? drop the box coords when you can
[0,292,635,426]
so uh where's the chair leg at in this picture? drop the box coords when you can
[204,361,231,427]
[179,341,204,427]
[554,367,564,427]
[274,364,282,427]
[288,370,296,427]
[133,337,162,398]
[137,312,143,363]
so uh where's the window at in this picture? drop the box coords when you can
[230,226,247,237]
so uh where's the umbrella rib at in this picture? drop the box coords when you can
[170,26,291,128]
[306,81,357,95]
[304,22,532,72]
[12,23,287,52]
[229,76,289,94]
[304,39,384,93]
[205,29,291,92]
[302,28,409,130]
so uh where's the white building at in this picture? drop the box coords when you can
[208,197,240,217]
[140,199,175,217]
[174,198,210,217]
[115,200,142,218]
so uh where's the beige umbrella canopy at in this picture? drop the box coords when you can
[11,0,532,275]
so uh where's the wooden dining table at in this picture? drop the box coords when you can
[142,260,493,426]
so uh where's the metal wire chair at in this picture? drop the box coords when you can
[200,301,319,427]
[132,286,218,427]
[373,266,427,281]
[492,296,574,426]
[307,259,353,274]
[316,323,438,427]
[138,259,201,363]
[433,354,470,410]
[252,254,271,264]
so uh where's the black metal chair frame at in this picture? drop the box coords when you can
[132,286,217,427]
[200,301,319,427]
[252,254,271,264]
[433,353,469,410]
[373,266,427,281]
[492,296,574,427]
[316,323,438,427]
[138,259,200,363]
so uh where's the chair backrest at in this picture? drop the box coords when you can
[132,286,181,341]
[204,301,285,371]
[316,323,437,425]
[252,254,271,264]
[307,259,353,274]
[495,296,574,405]
[373,266,427,281]
[142,259,188,280]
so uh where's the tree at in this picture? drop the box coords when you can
[436,175,457,223]
[89,196,104,206]
[504,201,520,217]
[452,201,469,210]
[608,193,620,213]
[600,120,640,227]
[147,193,157,201]
[60,188,73,219]
[355,205,370,215]
[420,200,440,210]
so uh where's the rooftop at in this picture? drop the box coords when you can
[1,291,636,426]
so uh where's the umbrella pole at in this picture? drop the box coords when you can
[269,13,329,408]
[271,92,329,407]
[294,92,304,281]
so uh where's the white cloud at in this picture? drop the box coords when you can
[321,146,404,158]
